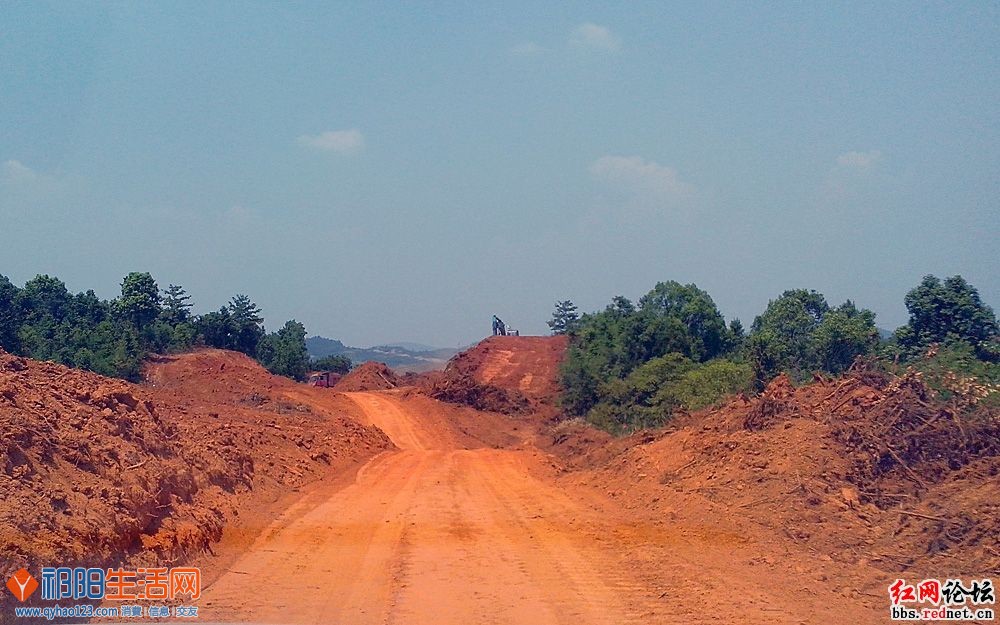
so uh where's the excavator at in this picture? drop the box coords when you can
[491,315,519,336]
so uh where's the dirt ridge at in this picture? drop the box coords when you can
[0,348,392,620]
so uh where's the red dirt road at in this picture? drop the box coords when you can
[199,390,881,624]
[200,391,654,623]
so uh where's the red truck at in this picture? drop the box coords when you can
[307,371,341,387]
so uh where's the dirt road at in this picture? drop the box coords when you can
[199,391,654,623]
[200,391,880,624]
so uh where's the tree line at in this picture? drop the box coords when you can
[551,275,998,434]
[0,272,337,381]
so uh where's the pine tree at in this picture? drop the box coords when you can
[547,300,580,335]
[161,284,193,325]
[228,294,265,356]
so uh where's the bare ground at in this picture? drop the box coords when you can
[3,337,996,624]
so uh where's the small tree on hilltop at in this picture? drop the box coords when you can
[548,300,580,335]
[161,284,193,325]
[258,320,310,381]
[228,294,265,356]
[196,307,235,350]
[116,272,161,332]
[157,284,196,353]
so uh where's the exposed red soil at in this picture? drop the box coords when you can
[143,348,297,399]
[333,361,401,392]
[393,389,527,450]
[426,335,567,415]
[197,389,879,624]
[200,391,680,624]
[451,335,568,402]
[0,348,391,621]
[3,332,997,624]
[420,338,998,621]
[543,367,1000,615]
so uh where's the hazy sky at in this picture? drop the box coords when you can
[2,2,998,347]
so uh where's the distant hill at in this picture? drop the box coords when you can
[377,342,441,353]
[306,337,350,358]
[306,336,459,373]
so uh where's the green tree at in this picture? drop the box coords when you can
[559,296,638,415]
[161,284,193,325]
[258,320,310,380]
[894,275,998,360]
[746,289,829,387]
[727,318,746,352]
[310,354,352,373]
[17,274,71,324]
[637,281,730,362]
[108,323,144,380]
[195,308,235,349]
[658,359,753,411]
[0,271,298,380]
[813,301,879,372]
[560,281,739,428]
[584,353,695,433]
[15,275,73,362]
[4,273,149,379]
[547,300,580,335]
[0,274,20,351]
[73,290,109,327]
[747,289,877,388]
[168,322,197,352]
[228,294,265,356]
[153,284,196,353]
[560,344,602,417]
[116,272,161,331]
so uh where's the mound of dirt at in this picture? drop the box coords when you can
[0,348,392,619]
[0,349,209,573]
[144,348,294,401]
[428,375,532,415]
[547,365,1000,584]
[452,336,567,401]
[334,362,400,392]
[426,336,567,415]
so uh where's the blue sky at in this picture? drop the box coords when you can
[2,2,997,347]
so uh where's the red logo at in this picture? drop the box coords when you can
[918,579,941,604]
[6,569,38,602]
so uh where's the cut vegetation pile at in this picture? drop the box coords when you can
[549,363,1000,580]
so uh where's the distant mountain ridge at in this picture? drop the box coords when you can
[306,336,459,373]
[377,342,441,353]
